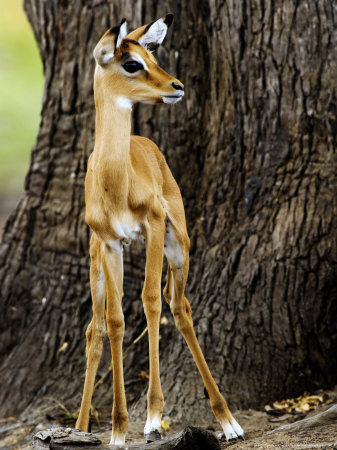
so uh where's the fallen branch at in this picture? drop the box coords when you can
[267,404,337,434]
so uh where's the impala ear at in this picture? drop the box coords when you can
[93,18,128,66]
[138,14,173,51]
[115,19,128,48]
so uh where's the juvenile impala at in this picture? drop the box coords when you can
[76,14,245,445]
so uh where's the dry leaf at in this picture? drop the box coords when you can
[161,419,170,431]
[160,316,169,326]
[58,342,68,353]
[266,392,328,416]
[139,370,149,381]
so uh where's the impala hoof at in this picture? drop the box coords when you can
[145,429,162,443]
[219,432,245,442]
[228,433,245,442]
[220,418,245,441]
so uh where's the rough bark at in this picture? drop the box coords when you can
[0,0,336,426]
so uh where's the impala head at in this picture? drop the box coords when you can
[93,14,184,108]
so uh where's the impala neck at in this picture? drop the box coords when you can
[94,93,132,164]
[93,74,133,201]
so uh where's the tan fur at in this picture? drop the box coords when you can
[76,16,244,444]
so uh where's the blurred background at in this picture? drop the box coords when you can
[0,0,43,233]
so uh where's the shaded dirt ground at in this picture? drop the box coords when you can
[219,406,337,450]
[1,389,337,449]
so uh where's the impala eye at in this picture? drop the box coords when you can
[123,60,144,73]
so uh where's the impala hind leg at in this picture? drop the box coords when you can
[103,241,128,445]
[76,234,106,432]
[163,227,245,441]
[142,216,165,442]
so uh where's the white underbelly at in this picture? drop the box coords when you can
[115,221,141,240]
[112,214,142,246]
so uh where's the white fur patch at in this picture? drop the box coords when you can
[139,18,168,49]
[231,418,244,437]
[144,414,161,435]
[116,97,133,110]
[113,220,142,245]
[102,53,114,65]
[164,222,184,268]
[108,240,123,252]
[109,432,125,445]
[132,53,149,71]
[122,53,149,75]
[95,266,105,300]
[222,421,237,440]
[162,93,184,104]
[220,418,245,440]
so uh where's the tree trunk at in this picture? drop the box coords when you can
[0,0,336,425]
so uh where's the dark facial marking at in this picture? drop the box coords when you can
[125,39,141,46]
[120,52,131,62]
[121,39,141,51]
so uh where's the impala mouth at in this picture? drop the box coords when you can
[162,93,184,104]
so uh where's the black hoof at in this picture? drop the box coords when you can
[145,429,162,443]
[219,431,245,442]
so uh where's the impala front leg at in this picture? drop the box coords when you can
[76,233,106,432]
[142,215,165,443]
[103,241,128,446]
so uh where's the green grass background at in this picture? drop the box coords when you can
[0,0,43,194]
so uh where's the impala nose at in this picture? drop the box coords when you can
[172,82,184,91]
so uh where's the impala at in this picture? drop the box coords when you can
[76,14,245,445]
